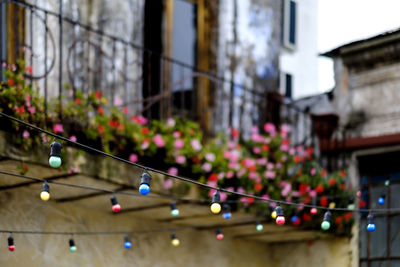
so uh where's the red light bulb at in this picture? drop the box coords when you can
[112,204,121,213]
[276,216,285,225]
[7,236,14,252]
[310,208,318,215]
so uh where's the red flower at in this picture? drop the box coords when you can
[231,128,240,139]
[320,196,328,206]
[303,213,311,222]
[98,125,105,133]
[282,139,290,146]
[119,146,125,151]
[15,105,25,115]
[122,107,129,115]
[315,185,324,194]
[359,200,366,208]
[94,91,102,99]
[320,169,327,177]
[254,183,263,192]
[25,66,33,75]
[141,127,150,134]
[74,98,82,105]
[248,165,257,172]
[294,156,301,163]
[97,106,104,115]
[8,79,14,86]
[339,184,346,190]
[335,216,343,224]
[247,197,255,204]
[192,157,201,163]
[299,183,308,195]
[340,170,347,177]
[262,144,269,151]
[306,147,314,155]
[208,173,218,182]
[344,212,353,220]
[118,123,124,130]
[108,120,119,129]
[329,178,337,186]
[303,196,311,204]
[293,217,301,226]
[189,129,195,135]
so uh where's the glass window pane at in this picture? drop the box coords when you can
[390,184,400,208]
[371,261,389,267]
[360,218,368,259]
[390,215,400,257]
[360,262,367,267]
[370,185,388,210]
[370,216,388,258]
[389,260,400,267]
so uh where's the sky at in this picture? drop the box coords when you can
[318,0,400,92]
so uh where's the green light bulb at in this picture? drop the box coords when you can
[321,221,331,230]
[70,246,77,252]
[256,224,263,231]
[49,156,62,168]
[171,209,180,217]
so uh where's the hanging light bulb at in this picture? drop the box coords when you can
[171,234,180,247]
[139,172,151,195]
[7,236,14,252]
[321,211,331,231]
[366,214,376,232]
[170,202,179,217]
[110,195,121,212]
[310,208,318,215]
[378,194,385,205]
[385,180,390,186]
[328,197,336,209]
[222,204,232,220]
[216,228,224,240]
[49,142,62,168]
[256,221,263,231]
[69,239,77,252]
[347,197,355,210]
[210,191,221,214]
[275,206,285,225]
[124,236,132,249]
[40,182,50,201]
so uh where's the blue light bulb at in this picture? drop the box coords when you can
[291,215,298,223]
[139,184,150,195]
[124,241,132,249]
[222,212,232,220]
[367,223,376,232]
[378,197,385,205]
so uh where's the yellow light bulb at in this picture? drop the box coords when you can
[171,238,180,247]
[329,202,336,209]
[40,191,50,201]
[271,210,277,219]
[210,203,221,214]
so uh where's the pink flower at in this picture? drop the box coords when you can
[166,118,175,127]
[163,179,174,190]
[237,169,246,178]
[153,134,165,147]
[168,167,178,176]
[205,153,215,162]
[208,182,217,189]
[264,123,276,133]
[113,97,123,106]
[257,158,267,165]
[310,168,316,175]
[289,148,296,155]
[249,172,259,180]
[69,136,77,142]
[251,126,259,134]
[68,166,78,174]
[42,134,48,143]
[292,191,300,197]
[237,187,245,194]
[242,158,255,167]
[174,139,184,149]
[253,147,261,154]
[228,141,235,149]
[251,134,264,143]
[265,171,275,179]
[220,192,227,202]
[22,130,30,138]
[280,144,289,152]
[281,155,287,162]
[218,172,225,179]
[281,183,292,197]
[53,124,63,134]
[297,204,305,211]
[190,139,202,151]
[141,139,150,150]
[1,62,6,67]
[309,190,316,198]
[137,116,148,125]
[173,131,181,138]
[267,163,274,170]
[276,163,282,169]
[229,150,240,162]
[202,163,212,172]
[262,195,270,200]
[228,162,239,170]
[27,107,35,114]
[129,154,138,163]
[281,124,290,133]
[226,171,234,179]
[175,155,186,164]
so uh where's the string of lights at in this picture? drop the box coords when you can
[0,112,394,215]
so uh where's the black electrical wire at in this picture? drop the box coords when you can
[0,112,391,213]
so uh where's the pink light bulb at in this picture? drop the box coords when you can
[276,216,285,225]
[216,233,224,240]
[112,204,121,212]
[310,208,317,215]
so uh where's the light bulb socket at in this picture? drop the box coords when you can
[140,172,152,186]
[8,236,14,246]
[275,206,284,217]
[216,228,222,235]
[171,233,177,240]
[110,195,118,206]
[170,202,177,211]
[380,194,386,200]
[124,236,131,243]
[50,142,62,157]
[41,182,50,193]
[367,214,374,224]
[323,211,332,222]
[212,191,220,203]
[222,204,231,213]
[69,239,75,247]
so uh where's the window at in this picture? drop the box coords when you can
[282,0,297,49]
[280,72,293,98]
[0,3,5,80]
[358,151,400,267]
